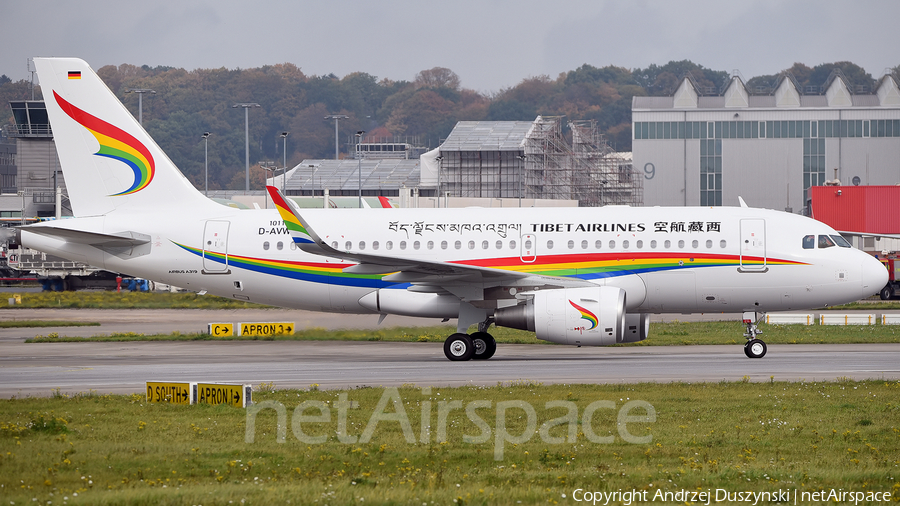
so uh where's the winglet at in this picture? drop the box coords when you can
[266,186,317,245]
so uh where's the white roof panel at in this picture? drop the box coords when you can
[285,159,421,191]
[440,121,532,151]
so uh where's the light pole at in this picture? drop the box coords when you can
[279,131,289,192]
[304,163,320,204]
[517,154,526,208]
[126,88,155,125]
[17,190,25,225]
[434,155,443,208]
[356,131,365,208]
[232,103,260,191]
[324,114,349,160]
[309,164,319,195]
[202,132,211,196]
[260,161,276,208]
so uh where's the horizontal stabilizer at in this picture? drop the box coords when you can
[22,226,150,248]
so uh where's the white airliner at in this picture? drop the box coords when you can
[21,57,888,361]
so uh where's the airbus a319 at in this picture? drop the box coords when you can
[21,58,888,361]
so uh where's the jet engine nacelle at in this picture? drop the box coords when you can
[622,313,650,343]
[494,286,626,346]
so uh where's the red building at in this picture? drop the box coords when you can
[810,185,900,234]
[810,185,900,254]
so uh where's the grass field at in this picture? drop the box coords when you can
[0,291,268,310]
[0,381,897,505]
[0,320,100,328]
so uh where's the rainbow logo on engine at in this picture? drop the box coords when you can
[569,300,598,330]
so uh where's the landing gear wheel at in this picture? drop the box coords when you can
[744,339,767,359]
[470,332,496,360]
[444,333,475,361]
[881,285,894,301]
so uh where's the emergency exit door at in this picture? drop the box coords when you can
[520,234,537,263]
[202,220,230,273]
[739,219,766,271]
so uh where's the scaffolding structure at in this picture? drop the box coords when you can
[524,116,642,207]
[438,121,533,200]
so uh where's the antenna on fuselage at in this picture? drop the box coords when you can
[738,196,749,208]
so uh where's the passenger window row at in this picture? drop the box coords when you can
[262,241,294,251]
[316,238,730,252]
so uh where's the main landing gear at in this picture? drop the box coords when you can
[443,319,497,361]
[742,311,767,359]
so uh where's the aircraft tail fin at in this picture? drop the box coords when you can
[33,57,214,217]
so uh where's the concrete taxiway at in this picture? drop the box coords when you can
[1,308,898,397]
[1,340,897,397]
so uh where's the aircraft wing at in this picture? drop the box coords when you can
[266,186,593,296]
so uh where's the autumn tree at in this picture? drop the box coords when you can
[414,67,461,90]
[0,77,37,128]
[385,89,457,143]
[3,57,892,190]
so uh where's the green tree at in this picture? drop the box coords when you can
[486,99,537,121]
[633,60,728,95]
[0,78,35,128]
[807,62,875,92]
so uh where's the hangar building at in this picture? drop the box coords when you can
[632,71,900,214]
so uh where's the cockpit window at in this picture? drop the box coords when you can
[818,235,835,248]
[802,235,815,249]
[831,235,852,248]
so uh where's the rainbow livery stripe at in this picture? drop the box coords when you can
[177,241,806,290]
[175,242,396,288]
[53,90,155,195]
[460,251,803,280]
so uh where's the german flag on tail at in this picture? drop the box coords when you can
[67,71,81,80]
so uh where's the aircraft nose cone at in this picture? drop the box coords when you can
[861,254,889,297]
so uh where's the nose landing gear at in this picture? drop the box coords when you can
[742,311,767,358]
